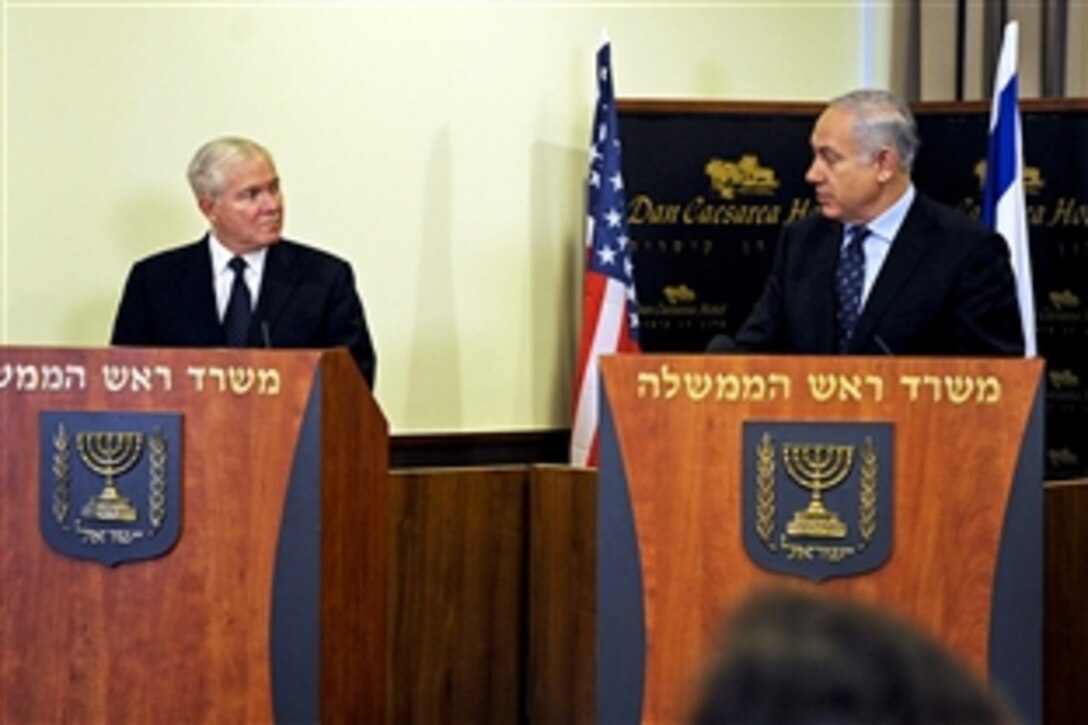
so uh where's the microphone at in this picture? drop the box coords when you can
[261,321,272,349]
[706,334,738,353]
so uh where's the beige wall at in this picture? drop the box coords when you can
[2,1,888,433]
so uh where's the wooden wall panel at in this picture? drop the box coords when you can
[1044,479,1088,723]
[389,468,528,723]
[527,465,596,725]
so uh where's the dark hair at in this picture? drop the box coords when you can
[690,588,1016,725]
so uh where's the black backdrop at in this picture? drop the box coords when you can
[618,99,1088,480]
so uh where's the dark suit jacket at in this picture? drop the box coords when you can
[732,193,1025,356]
[111,237,377,387]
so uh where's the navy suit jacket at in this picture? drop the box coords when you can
[111,237,376,387]
[733,194,1025,356]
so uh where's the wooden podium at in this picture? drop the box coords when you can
[596,354,1044,723]
[0,346,387,723]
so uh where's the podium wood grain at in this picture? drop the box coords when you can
[1044,479,1088,723]
[389,467,526,723]
[1,347,387,723]
[528,465,596,724]
[600,354,1042,722]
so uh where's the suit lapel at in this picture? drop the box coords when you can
[851,197,937,349]
[810,223,843,352]
[176,238,224,344]
[254,242,300,339]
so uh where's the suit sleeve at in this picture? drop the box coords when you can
[110,265,150,345]
[733,226,789,352]
[325,261,377,388]
[952,230,1026,356]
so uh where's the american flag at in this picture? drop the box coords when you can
[570,39,640,467]
[982,20,1037,357]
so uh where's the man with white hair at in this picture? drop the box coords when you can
[111,136,376,387]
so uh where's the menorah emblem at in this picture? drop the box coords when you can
[781,442,854,538]
[76,431,144,523]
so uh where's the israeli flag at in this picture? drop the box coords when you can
[982,21,1037,357]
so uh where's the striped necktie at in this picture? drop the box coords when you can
[835,225,871,353]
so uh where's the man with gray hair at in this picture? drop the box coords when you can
[711,89,1024,356]
[111,137,376,387]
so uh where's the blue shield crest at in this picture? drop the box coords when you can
[742,421,894,581]
[40,411,183,566]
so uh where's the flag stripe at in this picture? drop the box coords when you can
[571,276,628,465]
[982,79,1019,225]
[982,20,1037,357]
[570,39,639,467]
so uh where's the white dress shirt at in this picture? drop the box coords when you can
[208,234,268,321]
[847,184,916,306]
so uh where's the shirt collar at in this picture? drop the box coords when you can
[207,233,269,276]
[855,184,916,244]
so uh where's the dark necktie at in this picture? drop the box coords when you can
[222,256,252,347]
[835,225,871,353]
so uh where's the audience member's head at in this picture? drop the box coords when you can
[689,588,1017,725]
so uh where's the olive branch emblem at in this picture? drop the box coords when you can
[755,432,777,550]
[857,437,878,547]
[52,423,72,527]
[147,428,168,533]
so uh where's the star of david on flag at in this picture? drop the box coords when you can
[571,37,640,467]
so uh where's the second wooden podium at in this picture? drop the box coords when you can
[596,354,1044,723]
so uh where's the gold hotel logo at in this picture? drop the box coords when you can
[705,154,780,200]
[974,159,1046,195]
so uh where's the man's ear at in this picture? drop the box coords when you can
[875,147,899,182]
[197,195,216,221]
